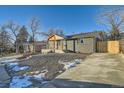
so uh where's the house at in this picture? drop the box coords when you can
[47,34,65,50]
[23,41,47,53]
[65,31,102,53]
[35,41,47,52]
[47,31,102,53]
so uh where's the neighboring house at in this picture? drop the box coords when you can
[47,31,103,53]
[23,41,47,53]
[35,41,47,52]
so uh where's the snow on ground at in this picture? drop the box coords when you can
[0,55,22,62]
[26,69,48,81]
[10,71,48,88]
[10,74,51,88]
[1,59,19,63]
[63,59,82,69]
[33,73,45,81]
[10,76,32,88]
[12,66,29,72]
[8,62,49,88]
[7,62,29,72]
[3,58,49,88]
[74,59,82,64]
[3,57,82,88]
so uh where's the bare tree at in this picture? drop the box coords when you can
[40,28,64,39]
[5,21,20,54]
[98,31,107,41]
[29,17,40,53]
[0,25,14,55]
[97,7,124,40]
[17,25,29,53]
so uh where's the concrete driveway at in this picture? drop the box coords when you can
[52,53,124,88]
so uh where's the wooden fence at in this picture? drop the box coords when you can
[96,40,124,54]
[108,41,119,54]
[96,41,107,53]
[119,39,124,53]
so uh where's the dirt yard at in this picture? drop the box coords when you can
[52,53,124,88]
[4,53,89,87]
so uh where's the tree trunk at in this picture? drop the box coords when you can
[33,32,35,53]
[16,37,19,54]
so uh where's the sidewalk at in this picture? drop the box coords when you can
[0,55,22,87]
[0,64,10,87]
[0,54,22,62]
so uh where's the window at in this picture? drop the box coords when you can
[80,39,83,43]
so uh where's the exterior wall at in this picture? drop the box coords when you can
[57,40,64,50]
[66,40,74,51]
[35,44,46,52]
[29,44,33,52]
[66,38,95,53]
[23,44,29,53]
[75,38,95,53]
[23,44,33,53]
[48,34,64,50]
[48,40,65,50]
[48,35,96,53]
[48,41,56,49]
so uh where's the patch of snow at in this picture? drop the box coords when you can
[34,71,40,74]
[63,59,82,70]
[41,69,48,73]
[26,55,32,59]
[41,81,49,84]
[64,62,76,69]
[8,63,18,68]
[10,76,32,88]
[7,62,29,72]
[12,66,29,72]
[1,59,19,63]
[33,73,44,81]
[74,59,81,64]
[9,68,51,88]
[20,66,29,71]
[33,69,48,80]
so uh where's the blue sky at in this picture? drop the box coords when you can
[0,5,109,40]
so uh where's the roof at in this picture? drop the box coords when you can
[65,31,103,39]
[48,34,64,41]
